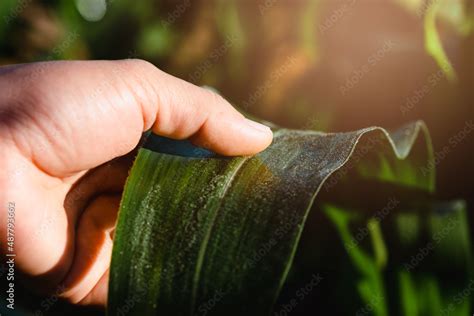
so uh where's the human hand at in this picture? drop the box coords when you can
[0,60,272,307]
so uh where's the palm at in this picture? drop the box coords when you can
[2,61,142,305]
[0,59,272,308]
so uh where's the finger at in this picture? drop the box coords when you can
[1,60,273,178]
[59,194,119,305]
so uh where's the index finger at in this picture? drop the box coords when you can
[0,59,273,177]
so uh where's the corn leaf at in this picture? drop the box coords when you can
[108,121,458,315]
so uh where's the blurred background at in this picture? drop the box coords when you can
[0,0,472,203]
[0,0,472,314]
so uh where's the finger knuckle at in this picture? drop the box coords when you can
[122,58,157,75]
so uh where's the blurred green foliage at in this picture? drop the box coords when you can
[0,1,473,315]
[0,1,472,204]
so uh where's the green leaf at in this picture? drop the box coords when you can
[0,0,19,38]
[299,0,320,63]
[108,121,437,315]
[424,0,457,82]
[322,199,471,316]
[324,205,388,316]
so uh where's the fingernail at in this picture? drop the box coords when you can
[243,118,272,133]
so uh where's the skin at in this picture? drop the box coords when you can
[0,59,272,308]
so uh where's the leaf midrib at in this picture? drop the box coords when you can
[189,131,287,313]
[189,156,249,313]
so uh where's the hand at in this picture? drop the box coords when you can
[0,60,272,307]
